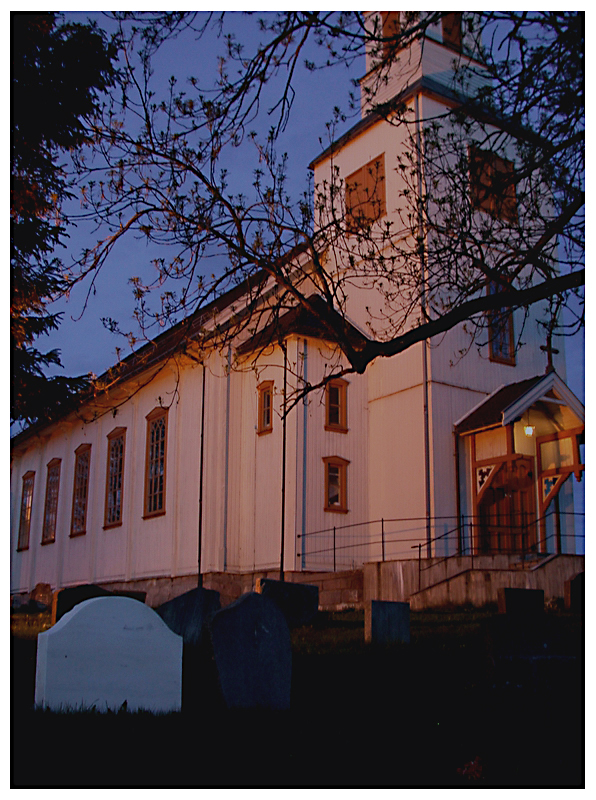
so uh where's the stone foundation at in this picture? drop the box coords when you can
[14,569,365,612]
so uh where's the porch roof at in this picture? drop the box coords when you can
[454,371,584,435]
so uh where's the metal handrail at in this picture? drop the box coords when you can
[297,509,584,573]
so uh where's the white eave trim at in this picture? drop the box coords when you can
[502,371,585,426]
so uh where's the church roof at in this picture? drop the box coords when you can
[236,294,366,356]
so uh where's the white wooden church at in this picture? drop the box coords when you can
[11,13,584,608]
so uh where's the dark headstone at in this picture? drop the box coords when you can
[497,588,544,617]
[10,595,29,611]
[52,584,146,623]
[255,578,319,627]
[365,600,410,644]
[210,592,291,711]
[156,588,221,646]
[564,572,584,613]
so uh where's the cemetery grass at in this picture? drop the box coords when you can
[11,608,583,788]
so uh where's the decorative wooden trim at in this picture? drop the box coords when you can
[257,381,274,435]
[17,470,35,551]
[325,378,349,433]
[41,458,61,545]
[474,452,527,469]
[70,444,91,537]
[536,426,585,513]
[506,423,514,456]
[104,427,126,528]
[323,456,350,513]
[144,407,168,518]
[536,426,584,444]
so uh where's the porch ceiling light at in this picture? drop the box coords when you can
[524,425,535,437]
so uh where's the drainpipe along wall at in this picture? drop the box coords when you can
[415,93,433,558]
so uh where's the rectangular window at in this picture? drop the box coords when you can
[346,154,386,230]
[469,146,517,222]
[381,11,401,57]
[257,381,274,435]
[42,459,61,544]
[442,13,462,51]
[325,379,348,433]
[144,408,167,517]
[71,444,91,536]
[324,456,350,513]
[487,281,515,365]
[17,471,35,551]
[105,427,126,528]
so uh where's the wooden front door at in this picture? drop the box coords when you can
[477,457,536,554]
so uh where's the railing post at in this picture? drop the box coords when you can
[333,526,336,573]
[418,543,422,592]
[381,518,385,562]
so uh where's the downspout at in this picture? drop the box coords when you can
[454,428,462,554]
[301,339,308,570]
[197,363,206,588]
[223,346,232,572]
[415,93,433,558]
[279,342,288,581]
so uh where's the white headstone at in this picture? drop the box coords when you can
[35,596,183,712]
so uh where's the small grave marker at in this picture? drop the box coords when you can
[35,596,182,712]
[30,583,53,608]
[365,600,410,644]
[497,588,544,617]
[564,572,584,614]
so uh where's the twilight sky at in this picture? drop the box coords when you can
[40,9,585,404]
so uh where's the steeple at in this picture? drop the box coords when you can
[359,12,487,118]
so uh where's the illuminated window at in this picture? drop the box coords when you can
[325,379,348,433]
[257,381,274,435]
[487,281,515,365]
[442,13,462,51]
[144,408,167,517]
[346,154,386,229]
[381,11,401,57]
[105,427,126,528]
[71,444,91,536]
[42,458,61,544]
[17,471,35,551]
[470,146,517,222]
[324,456,350,513]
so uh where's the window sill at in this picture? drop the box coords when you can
[489,355,516,367]
[16,545,29,552]
[70,531,86,538]
[41,538,55,546]
[103,521,123,530]
[324,506,349,514]
[325,425,348,434]
[142,510,166,520]
[257,428,273,436]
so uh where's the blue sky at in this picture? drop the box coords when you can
[37,10,584,406]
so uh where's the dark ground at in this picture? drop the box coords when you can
[11,607,584,788]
